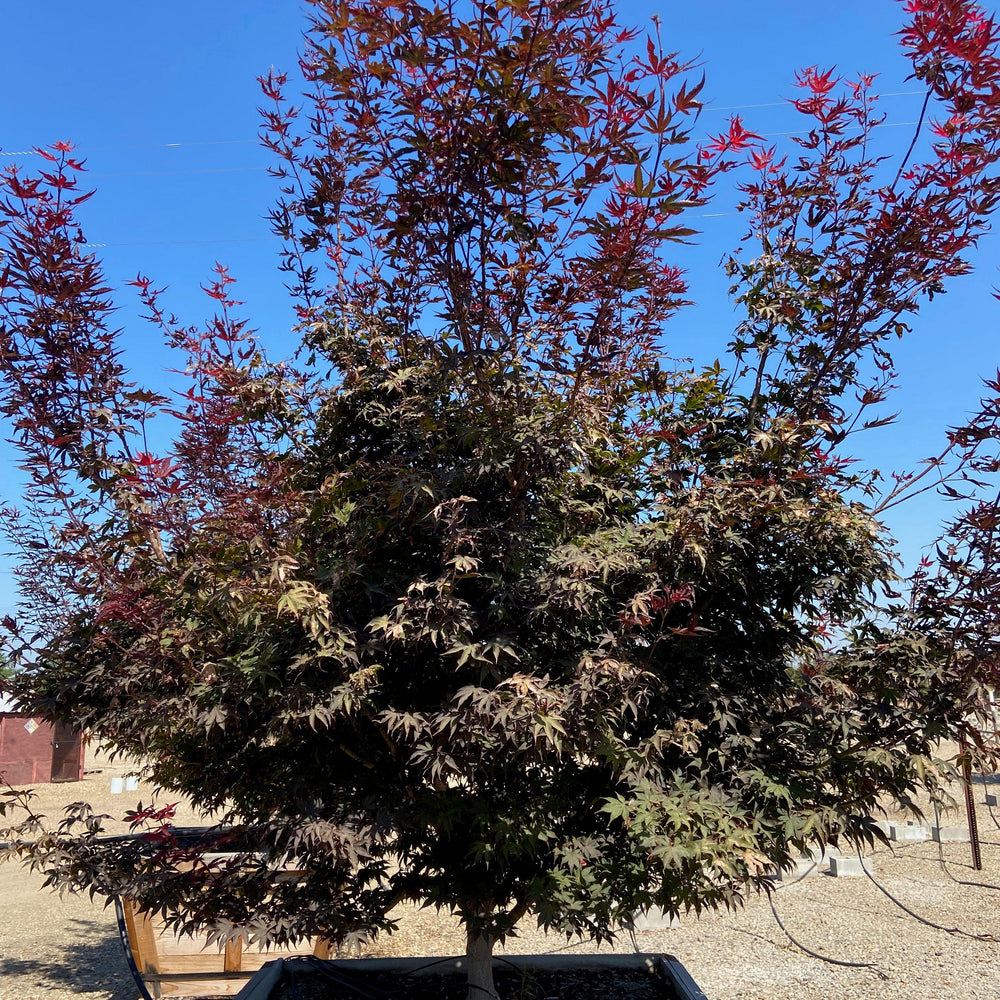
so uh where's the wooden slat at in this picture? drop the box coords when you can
[224,937,243,972]
[155,976,254,998]
[142,949,290,976]
[143,970,255,983]
[141,953,225,975]
[119,896,331,999]
[122,899,162,977]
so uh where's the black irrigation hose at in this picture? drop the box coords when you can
[773,859,818,889]
[112,897,158,1000]
[856,853,997,942]
[399,952,507,997]
[720,854,878,975]
[933,836,1000,891]
[306,953,504,999]
[929,799,1000,891]
[395,955,466,976]
[494,955,524,971]
[299,955,396,999]
[766,838,998,974]
[983,774,1000,833]
[766,896,885,976]
[490,954,545,1000]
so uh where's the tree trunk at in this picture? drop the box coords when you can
[465,929,499,1000]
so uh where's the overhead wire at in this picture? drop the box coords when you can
[0,139,258,157]
[1,119,930,169]
[0,85,929,158]
[0,88,932,249]
[79,237,278,249]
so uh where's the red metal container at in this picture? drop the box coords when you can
[0,710,85,784]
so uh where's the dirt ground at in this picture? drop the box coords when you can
[2,747,1000,1000]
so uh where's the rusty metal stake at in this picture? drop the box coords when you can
[961,736,983,871]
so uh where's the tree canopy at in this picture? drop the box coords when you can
[3,1,1000,997]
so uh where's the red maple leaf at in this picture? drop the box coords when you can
[703,116,762,155]
[796,66,839,95]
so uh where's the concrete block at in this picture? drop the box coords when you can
[807,844,842,863]
[889,822,929,842]
[769,858,821,881]
[829,855,869,878]
[627,906,679,931]
[931,825,969,843]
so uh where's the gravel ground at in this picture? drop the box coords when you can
[2,748,1000,1000]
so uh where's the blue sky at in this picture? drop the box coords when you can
[1,0,997,616]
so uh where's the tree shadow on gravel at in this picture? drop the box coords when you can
[0,917,135,999]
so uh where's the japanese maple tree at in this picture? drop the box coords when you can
[3,1,1000,998]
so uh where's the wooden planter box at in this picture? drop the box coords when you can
[113,831,708,1000]
[117,906,709,1000]
[116,896,336,999]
